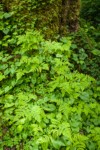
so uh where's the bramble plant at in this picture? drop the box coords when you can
[0,30,100,150]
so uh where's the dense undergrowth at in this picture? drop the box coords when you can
[70,25,100,81]
[0,30,100,150]
[0,0,100,150]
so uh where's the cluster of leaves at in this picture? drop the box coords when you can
[70,25,100,81]
[0,30,100,150]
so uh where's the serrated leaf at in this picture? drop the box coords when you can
[42,63,49,70]
[16,70,24,80]
[43,104,56,112]
[17,125,23,132]
[51,138,65,149]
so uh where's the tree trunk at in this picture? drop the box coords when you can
[59,0,81,36]
[59,0,70,36]
[68,0,80,32]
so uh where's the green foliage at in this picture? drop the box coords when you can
[0,30,100,150]
[0,0,60,38]
[81,0,100,27]
[0,0,100,149]
[70,25,100,81]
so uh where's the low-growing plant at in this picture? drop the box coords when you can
[0,30,100,150]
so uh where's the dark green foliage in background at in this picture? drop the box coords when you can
[70,25,100,81]
[81,0,100,27]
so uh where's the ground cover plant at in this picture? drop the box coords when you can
[0,30,100,150]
